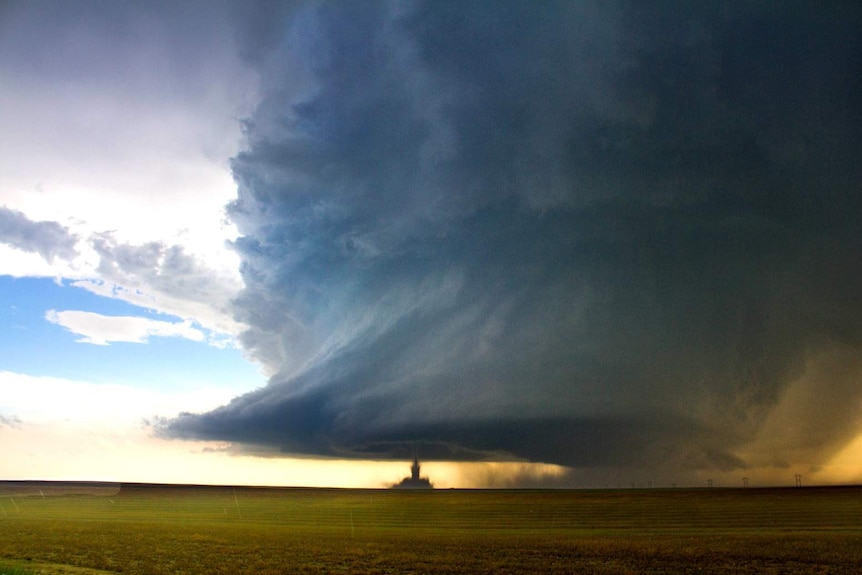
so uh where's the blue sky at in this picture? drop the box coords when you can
[0,276,259,391]
[2,1,862,489]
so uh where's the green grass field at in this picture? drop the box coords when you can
[1,483,861,574]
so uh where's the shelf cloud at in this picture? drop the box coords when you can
[165,2,862,482]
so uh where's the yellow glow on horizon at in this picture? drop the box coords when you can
[0,419,574,489]
[0,424,407,488]
[818,433,862,485]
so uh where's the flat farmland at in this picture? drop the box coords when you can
[1,483,862,574]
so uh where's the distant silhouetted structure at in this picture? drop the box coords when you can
[392,455,433,489]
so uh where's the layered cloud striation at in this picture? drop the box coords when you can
[166,2,862,481]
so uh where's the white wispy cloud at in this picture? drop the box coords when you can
[0,413,22,429]
[0,205,244,343]
[45,309,205,346]
[0,206,79,262]
[81,234,245,337]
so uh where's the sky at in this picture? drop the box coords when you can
[1,1,862,489]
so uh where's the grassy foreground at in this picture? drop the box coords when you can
[1,483,862,574]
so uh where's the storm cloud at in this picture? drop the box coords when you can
[166,2,862,481]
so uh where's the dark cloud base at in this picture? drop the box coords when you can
[165,1,862,483]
